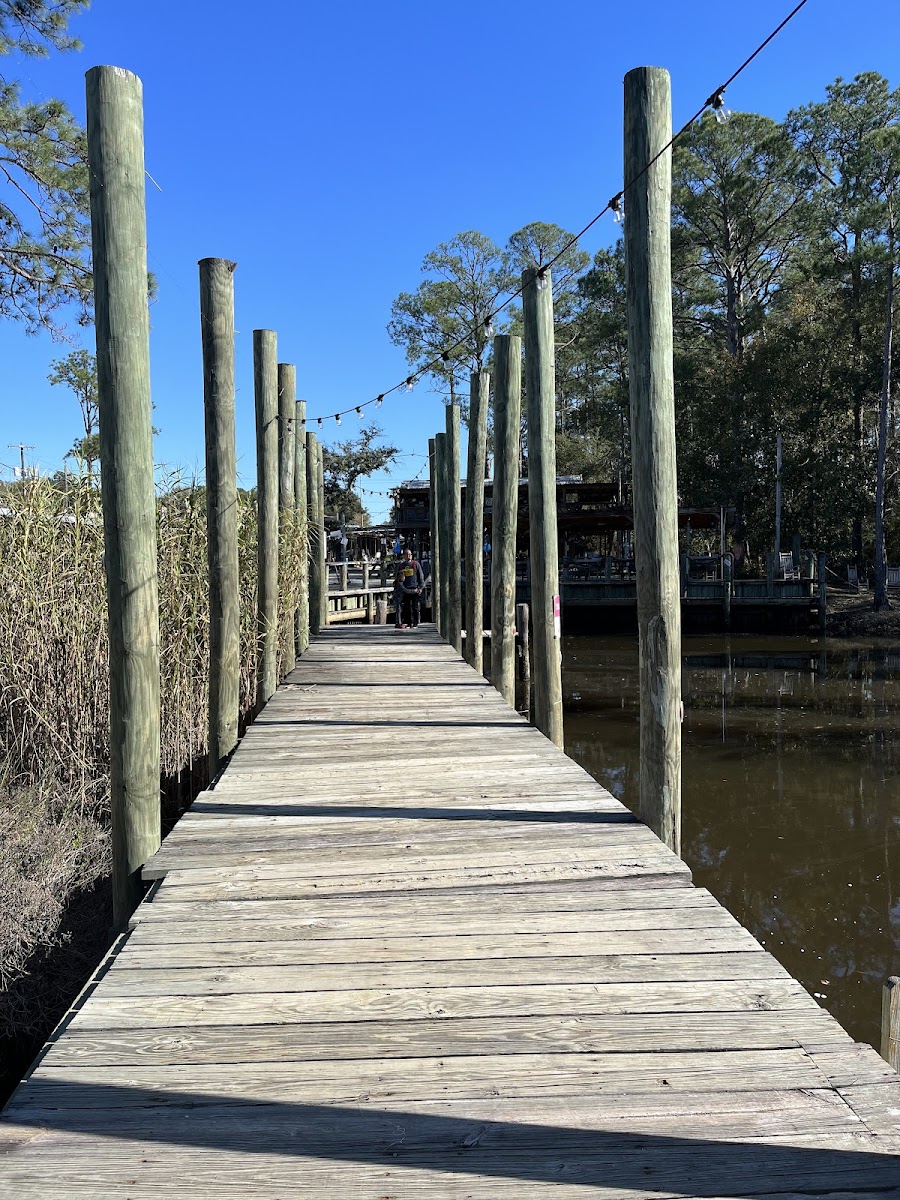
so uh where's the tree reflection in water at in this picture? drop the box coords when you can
[562,634,900,1052]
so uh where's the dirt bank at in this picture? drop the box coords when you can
[826,589,900,639]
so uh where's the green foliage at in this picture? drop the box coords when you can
[321,422,399,523]
[0,0,92,332]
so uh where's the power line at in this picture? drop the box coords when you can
[306,0,811,427]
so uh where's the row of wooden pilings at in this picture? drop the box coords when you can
[75,61,900,1077]
[429,64,682,854]
[83,61,685,930]
[86,65,331,928]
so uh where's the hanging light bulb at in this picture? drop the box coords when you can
[610,193,624,223]
[356,406,363,419]
[376,394,384,408]
[710,88,730,124]
[317,417,323,427]
[441,349,450,362]
[335,413,342,426]
[536,269,548,290]
[404,377,415,393]
[484,316,494,338]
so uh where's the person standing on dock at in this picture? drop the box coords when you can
[398,548,425,629]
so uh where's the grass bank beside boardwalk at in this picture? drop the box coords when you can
[0,476,305,1102]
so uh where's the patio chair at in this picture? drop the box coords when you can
[779,552,800,581]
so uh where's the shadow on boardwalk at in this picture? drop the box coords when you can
[3,1081,899,1195]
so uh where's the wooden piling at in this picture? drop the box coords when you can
[882,977,900,1071]
[464,371,490,673]
[293,400,309,656]
[316,440,328,629]
[277,364,295,515]
[199,257,239,773]
[277,365,296,675]
[306,431,322,636]
[253,330,279,709]
[522,267,564,748]
[624,65,681,853]
[86,65,160,928]
[445,404,462,653]
[429,436,441,632]
[490,335,522,708]
[516,601,531,720]
[434,432,449,638]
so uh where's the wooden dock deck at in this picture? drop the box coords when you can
[2,624,899,1197]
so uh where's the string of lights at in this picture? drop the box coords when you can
[306,0,810,428]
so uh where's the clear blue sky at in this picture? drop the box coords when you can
[1,0,898,521]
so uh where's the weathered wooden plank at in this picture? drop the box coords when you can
[29,1009,855,1068]
[17,1049,836,1107]
[119,927,761,968]
[69,978,816,1029]
[127,904,742,944]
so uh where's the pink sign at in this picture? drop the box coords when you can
[553,594,561,639]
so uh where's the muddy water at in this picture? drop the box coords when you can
[561,635,900,1052]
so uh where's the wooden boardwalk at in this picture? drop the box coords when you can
[2,623,899,1197]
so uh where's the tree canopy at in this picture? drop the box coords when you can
[388,72,900,584]
[1,0,92,333]
[322,423,399,524]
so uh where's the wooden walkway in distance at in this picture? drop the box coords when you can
[2,623,899,1197]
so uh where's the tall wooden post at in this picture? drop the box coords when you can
[277,364,296,675]
[491,335,522,707]
[522,267,564,747]
[86,65,160,928]
[435,432,449,637]
[316,440,328,629]
[445,403,462,653]
[882,977,900,1071]
[278,365,296,515]
[294,400,309,656]
[429,436,441,631]
[199,257,239,774]
[624,65,682,853]
[254,329,279,709]
[464,372,489,672]
[306,430,322,636]
[818,552,827,634]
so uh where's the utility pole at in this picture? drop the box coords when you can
[8,444,34,479]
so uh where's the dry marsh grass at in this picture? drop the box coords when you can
[0,473,306,1068]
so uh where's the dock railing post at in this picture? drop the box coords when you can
[724,552,733,631]
[429,437,441,630]
[445,403,462,653]
[624,65,681,853]
[306,430,322,636]
[200,257,239,774]
[294,400,309,656]
[882,977,900,1071]
[86,65,160,928]
[818,552,827,633]
[522,266,564,748]
[253,330,279,710]
[465,371,489,672]
[277,364,296,675]
[491,335,522,708]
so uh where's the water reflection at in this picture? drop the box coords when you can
[562,635,900,1052]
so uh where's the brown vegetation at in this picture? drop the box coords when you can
[0,474,305,1095]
